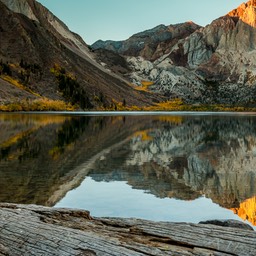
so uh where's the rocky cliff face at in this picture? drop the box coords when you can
[1,0,38,21]
[228,0,256,27]
[0,0,159,109]
[92,0,256,105]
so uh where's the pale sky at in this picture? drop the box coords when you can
[37,0,244,44]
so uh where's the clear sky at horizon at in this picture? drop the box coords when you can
[37,0,243,44]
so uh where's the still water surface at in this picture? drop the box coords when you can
[0,112,255,229]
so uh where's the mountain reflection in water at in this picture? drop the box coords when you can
[0,113,255,228]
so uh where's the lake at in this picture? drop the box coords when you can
[0,112,255,230]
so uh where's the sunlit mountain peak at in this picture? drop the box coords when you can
[228,0,256,27]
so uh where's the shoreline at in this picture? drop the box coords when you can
[2,98,256,113]
[1,110,256,115]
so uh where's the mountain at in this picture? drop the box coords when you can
[92,22,201,61]
[0,0,160,110]
[2,0,256,109]
[92,0,256,105]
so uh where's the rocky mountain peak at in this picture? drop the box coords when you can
[91,22,201,61]
[228,0,256,27]
[0,0,38,21]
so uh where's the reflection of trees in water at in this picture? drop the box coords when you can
[0,115,143,205]
[0,116,106,162]
[55,117,90,153]
[0,116,95,205]
[18,135,41,162]
[1,147,10,160]
[0,129,37,162]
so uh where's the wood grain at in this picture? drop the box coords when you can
[0,203,255,255]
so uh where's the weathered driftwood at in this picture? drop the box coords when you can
[0,203,255,256]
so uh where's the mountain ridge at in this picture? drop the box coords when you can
[92,22,201,61]
[1,0,256,110]
[92,0,256,106]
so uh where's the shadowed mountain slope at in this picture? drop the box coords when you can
[0,0,161,109]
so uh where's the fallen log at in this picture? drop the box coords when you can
[0,203,255,256]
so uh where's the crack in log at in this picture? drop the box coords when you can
[149,237,194,249]
[0,204,18,210]
[129,226,195,249]
[34,209,93,220]
[129,226,238,255]
[99,219,133,229]
[76,249,97,256]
